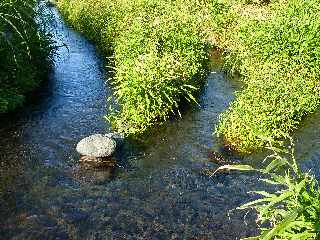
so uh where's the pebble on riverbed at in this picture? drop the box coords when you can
[76,133,124,168]
[76,134,117,158]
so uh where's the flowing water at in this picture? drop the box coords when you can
[1,5,320,240]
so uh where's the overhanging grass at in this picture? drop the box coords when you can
[0,0,54,113]
[57,0,320,153]
[215,0,320,153]
[216,143,320,239]
[57,0,215,135]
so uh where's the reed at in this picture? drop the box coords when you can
[0,0,54,113]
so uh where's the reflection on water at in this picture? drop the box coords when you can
[1,4,320,240]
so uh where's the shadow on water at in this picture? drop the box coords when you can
[1,4,320,240]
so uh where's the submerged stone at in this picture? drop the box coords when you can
[79,155,116,168]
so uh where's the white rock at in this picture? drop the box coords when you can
[76,134,116,157]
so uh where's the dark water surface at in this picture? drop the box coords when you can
[1,6,320,240]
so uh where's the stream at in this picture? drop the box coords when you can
[1,5,320,240]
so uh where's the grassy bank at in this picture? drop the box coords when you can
[57,0,320,153]
[215,0,320,153]
[57,0,216,135]
[0,0,54,113]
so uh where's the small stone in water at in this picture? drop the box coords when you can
[76,134,116,158]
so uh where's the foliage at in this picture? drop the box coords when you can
[57,0,320,151]
[215,0,320,152]
[0,0,54,113]
[57,0,216,135]
[214,142,320,239]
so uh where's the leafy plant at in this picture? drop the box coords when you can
[0,0,54,113]
[213,141,320,239]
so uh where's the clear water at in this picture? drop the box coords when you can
[1,6,320,240]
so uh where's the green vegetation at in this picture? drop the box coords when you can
[215,0,320,153]
[0,0,54,113]
[57,0,217,135]
[57,0,320,152]
[215,143,320,239]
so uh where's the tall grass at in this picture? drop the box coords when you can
[57,0,320,152]
[57,0,215,135]
[0,0,54,113]
[215,0,320,153]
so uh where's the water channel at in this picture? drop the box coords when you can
[1,5,320,240]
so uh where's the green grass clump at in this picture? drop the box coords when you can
[215,0,320,153]
[57,0,214,135]
[0,0,54,113]
[57,0,320,151]
[216,143,320,239]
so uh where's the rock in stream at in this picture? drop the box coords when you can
[76,134,117,158]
